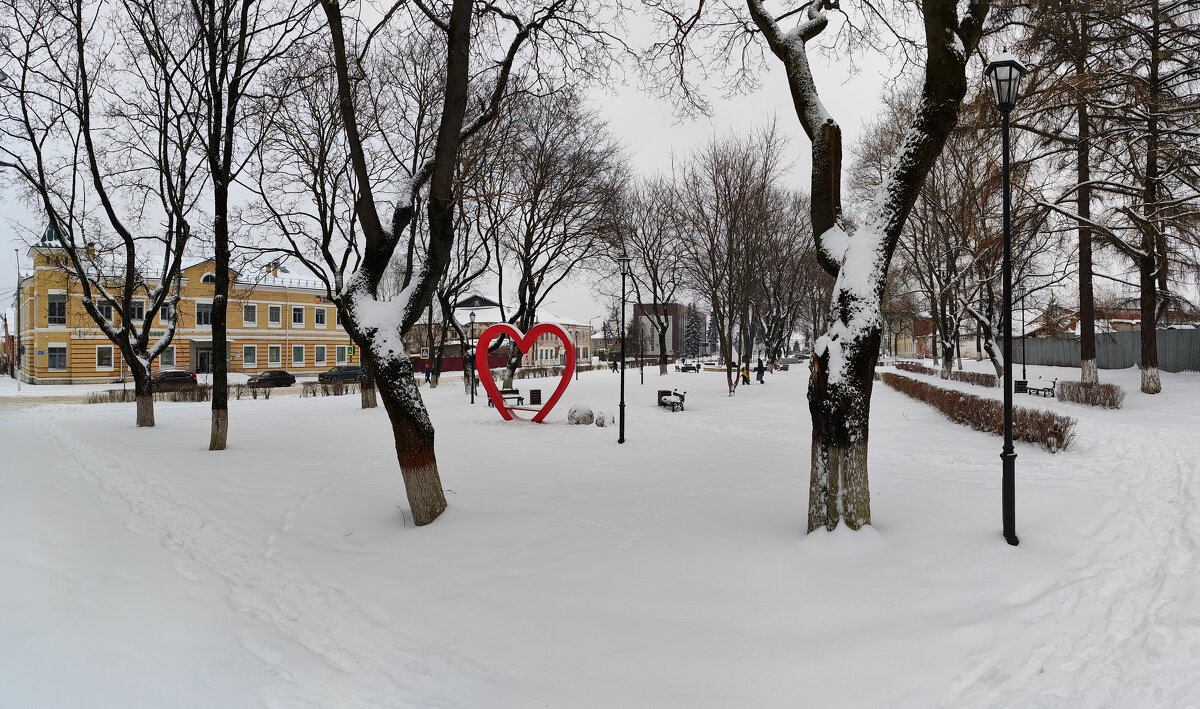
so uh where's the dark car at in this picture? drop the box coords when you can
[318,365,362,384]
[151,370,198,391]
[248,370,296,388]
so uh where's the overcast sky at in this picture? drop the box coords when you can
[1,26,895,331]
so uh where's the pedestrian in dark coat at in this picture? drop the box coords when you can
[755,357,766,383]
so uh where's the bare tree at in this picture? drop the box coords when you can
[1,0,202,426]
[482,88,625,387]
[618,176,685,374]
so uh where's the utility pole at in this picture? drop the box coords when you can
[13,248,20,391]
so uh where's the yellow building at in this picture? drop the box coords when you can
[13,242,358,384]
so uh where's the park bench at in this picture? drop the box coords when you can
[658,389,686,412]
[675,363,700,373]
[1026,378,1057,398]
[777,364,789,371]
[487,388,524,407]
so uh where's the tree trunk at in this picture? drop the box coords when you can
[808,323,878,532]
[133,366,155,427]
[210,204,230,450]
[360,368,378,408]
[658,326,668,375]
[1077,99,1098,386]
[1139,252,1161,394]
[371,352,447,525]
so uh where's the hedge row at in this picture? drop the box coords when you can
[1056,381,1126,409]
[880,372,1076,453]
[83,385,213,404]
[301,381,358,397]
[894,360,998,388]
[894,361,935,376]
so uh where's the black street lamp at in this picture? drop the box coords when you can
[986,51,1028,547]
[469,310,477,405]
[638,322,644,385]
[574,329,580,381]
[618,252,631,444]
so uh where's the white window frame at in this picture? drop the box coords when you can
[243,304,258,327]
[292,306,305,327]
[242,345,257,368]
[201,272,216,283]
[268,305,282,328]
[195,300,214,327]
[47,291,67,327]
[314,308,327,328]
[130,299,145,322]
[97,301,113,322]
[159,301,173,325]
[47,344,68,371]
[160,345,175,367]
[96,345,115,371]
[336,310,341,326]
[268,345,281,365]
[292,344,305,366]
[336,345,347,364]
[314,345,326,366]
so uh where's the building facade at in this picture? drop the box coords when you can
[13,245,358,384]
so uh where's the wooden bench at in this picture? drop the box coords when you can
[657,389,686,412]
[487,388,524,407]
[1026,378,1057,398]
[674,363,700,373]
[777,364,789,371]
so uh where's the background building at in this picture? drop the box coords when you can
[13,242,357,384]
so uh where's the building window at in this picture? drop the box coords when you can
[315,309,326,327]
[96,345,114,370]
[161,346,175,367]
[268,305,281,326]
[315,345,326,366]
[243,345,257,367]
[97,302,113,322]
[268,345,281,365]
[292,306,304,326]
[336,345,347,364]
[48,294,66,325]
[292,345,304,366]
[202,272,216,283]
[131,300,145,322]
[48,346,67,371]
[243,304,257,326]
[336,310,341,326]
[160,302,174,325]
[196,302,212,326]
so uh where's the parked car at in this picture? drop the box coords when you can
[248,370,296,388]
[151,370,198,391]
[318,365,362,384]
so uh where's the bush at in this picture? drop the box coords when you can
[233,384,270,400]
[301,380,358,397]
[895,361,936,376]
[84,386,211,404]
[1056,381,1126,409]
[947,370,998,388]
[84,389,137,404]
[881,372,1077,453]
[893,360,998,388]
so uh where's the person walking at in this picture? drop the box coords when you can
[755,357,766,384]
[424,363,431,384]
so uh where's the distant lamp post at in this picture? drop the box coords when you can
[469,310,477,405]
[574,329,580,381]
[1021,290,1027,381]
[986,51,1028,547]
[618,251,632,444]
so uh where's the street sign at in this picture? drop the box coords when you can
[347,346,355,355]
[420,347,430,359]
[36,350,46,355]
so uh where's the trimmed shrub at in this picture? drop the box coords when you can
[895,361,936,376]
[1056,381,1125,409]
[947,370,998,388]
[881,372,1076,453]
[301,381,357,397]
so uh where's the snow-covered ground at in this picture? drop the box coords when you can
[2,362,1198,707]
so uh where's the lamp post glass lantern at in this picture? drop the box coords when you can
[617,252,632,444]
[986,51,1027,547]
[469,311,476,404]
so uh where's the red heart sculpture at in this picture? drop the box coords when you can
[475,323,577,423]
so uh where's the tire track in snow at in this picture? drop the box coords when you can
[37,409,497,708]
[947,429,1200,707]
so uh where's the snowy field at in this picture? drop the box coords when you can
[2,362,1199,708]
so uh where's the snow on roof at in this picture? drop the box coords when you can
[450,304,587,327]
